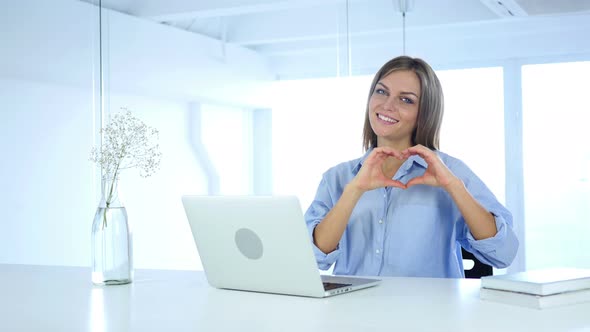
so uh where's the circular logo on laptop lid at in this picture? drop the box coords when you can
[234,228,263,260]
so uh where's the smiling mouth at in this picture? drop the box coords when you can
[377,113,399,124]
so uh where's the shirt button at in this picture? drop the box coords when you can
[378,219,383,224]
[376,249,381,254]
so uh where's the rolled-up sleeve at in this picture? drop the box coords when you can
[452,159,519,269]
[465,213,519,268]
[304,177,341,270]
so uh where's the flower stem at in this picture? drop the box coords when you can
[102,161,121,229]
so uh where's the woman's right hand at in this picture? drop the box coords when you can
[349,147,407,192]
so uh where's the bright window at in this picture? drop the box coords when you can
[437,67,506,203]
[522,61,590,270]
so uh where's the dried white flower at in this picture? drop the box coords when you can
[90,109,162,206]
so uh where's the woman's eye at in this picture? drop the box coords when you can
[374,88,387,95]
[401,97,414,104]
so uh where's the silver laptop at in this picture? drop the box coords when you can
[181,195,380,298]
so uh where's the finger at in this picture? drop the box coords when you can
[403,144,428,155]
[366,149,388,162]
[403,145,436,162]
[375,146,405,159]
[384,179,407,189]
[367,150,390,165]
[400,147,417,159]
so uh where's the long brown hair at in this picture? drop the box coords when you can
[362,56,444,151]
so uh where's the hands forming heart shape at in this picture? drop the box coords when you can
[352,145,459,192]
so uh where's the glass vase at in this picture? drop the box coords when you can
[91,176,133,285]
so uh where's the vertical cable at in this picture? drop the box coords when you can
[396,0,411,55]
[402,11,406,55]
[99,0,104,134]
[91,0,104,196]
[345,0,351,76]
[335,6,340,77]
[220,17,227,61]
[98,0,104,181]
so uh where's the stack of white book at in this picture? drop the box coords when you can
[480,267,590,309]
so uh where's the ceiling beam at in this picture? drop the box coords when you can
[223,1,493,46]
[130,0,343,21]
[230,11,590,48]
[479,0,528,17]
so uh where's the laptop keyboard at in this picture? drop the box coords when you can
[322,282,352,291]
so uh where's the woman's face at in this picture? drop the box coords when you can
[368,70,421,147]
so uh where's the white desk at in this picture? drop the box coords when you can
[1,264,589,332]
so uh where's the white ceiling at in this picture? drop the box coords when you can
[89,0,590,78]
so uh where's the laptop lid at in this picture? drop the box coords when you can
[181,195,379,298]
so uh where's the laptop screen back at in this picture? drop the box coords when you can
[182,195,327,297]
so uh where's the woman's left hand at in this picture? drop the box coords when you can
[401,144,459,189]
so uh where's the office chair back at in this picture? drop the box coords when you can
[462,248,493,279]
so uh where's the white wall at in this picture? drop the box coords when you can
[0,0,97,86]
[0,0,98,266]
[0,0,273,269]
[102,3,273,108]
[0,78,96,266]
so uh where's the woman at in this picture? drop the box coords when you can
[304,56,518,278]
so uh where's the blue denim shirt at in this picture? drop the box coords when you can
[304,149,519,278]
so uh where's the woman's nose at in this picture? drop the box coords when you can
[382,96,397,111]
